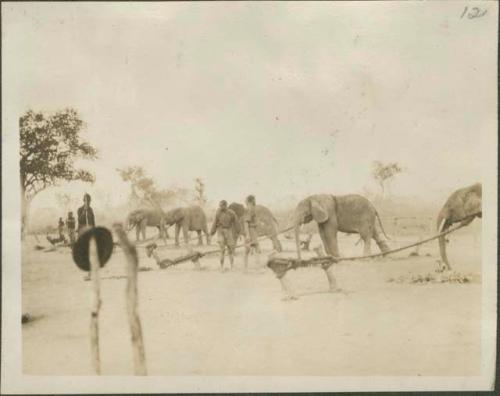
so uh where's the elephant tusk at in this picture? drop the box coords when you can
[438,218,446,233]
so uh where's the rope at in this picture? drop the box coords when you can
[144,212,480,267]
[271,213,480,267]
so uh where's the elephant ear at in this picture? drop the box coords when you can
[310,198,329,224]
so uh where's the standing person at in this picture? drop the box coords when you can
[46,218,66,246]
[66,211,76,245]
[77,193,95,235]
[210,200,238,271]
[243,195,260,269]
[58,217,65,240]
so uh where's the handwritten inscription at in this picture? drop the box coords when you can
[461,6,488,19]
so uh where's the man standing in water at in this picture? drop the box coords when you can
[210,200,238,271]
[77,193,95,235]
[243,195,260,269]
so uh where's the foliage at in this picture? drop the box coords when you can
[20,108,97,237]
[20,109,97,201]
[371,161,404,197]
[116,166,192,209]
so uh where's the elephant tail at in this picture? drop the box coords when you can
[375,211,391,240]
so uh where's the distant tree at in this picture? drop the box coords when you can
[371,161,404,198]
[20,109,97,239]
[117,167,192,209]
[194,178,207,207]
[117,166,157,208]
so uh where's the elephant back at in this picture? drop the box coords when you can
[144,208,164,226]
[188,205,207,230]
[228,203,279,237]
[255,205,279,236]
[228,203,245,218]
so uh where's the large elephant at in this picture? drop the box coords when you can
[126,208,168,242]
[162,205,210,246]
[436,182,482,270]
[228,202,283,252]
[292,194,390,261]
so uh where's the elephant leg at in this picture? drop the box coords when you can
[135,225,140,241]
[270,236,282,252]
[323,265,339,292]
[361,233,372,256]
[279,273,298,300]
[141,220,147,240]
[438,221,452,271]
[320,225,339,257]
[372,228,390,254]
[183,226,189,245]
[175,224,181,246]
[159,226,168,246]
[197,230,203,246]
[276,237,283,252]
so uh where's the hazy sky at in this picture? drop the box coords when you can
[3,1,497,210]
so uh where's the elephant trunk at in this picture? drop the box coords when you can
[126,215,133,231]
[294,223,302,260]
[437,211,451,270]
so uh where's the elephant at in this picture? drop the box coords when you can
[293,194,390,261]
[436,182,482,270]
[162,205,211,246]
[228,202,283,252]
[126,208,169,242]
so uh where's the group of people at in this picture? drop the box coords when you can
[51,192,261,271]
[49,193,95,246]
[210,195,260,271]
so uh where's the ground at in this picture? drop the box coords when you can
[22,228,482,376]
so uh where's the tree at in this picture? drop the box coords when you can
[371,161,404,198]
[117,166,196,209]
[20,109,97,238]
[194,178,207,207]
[117,166,158,208]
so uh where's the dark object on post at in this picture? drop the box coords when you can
[72,227,114,271]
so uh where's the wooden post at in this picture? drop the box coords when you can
[89,236,102,375]
[114,224,147,376]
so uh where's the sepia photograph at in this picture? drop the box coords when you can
[1,1,497,393]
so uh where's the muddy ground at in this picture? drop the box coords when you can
[22,228,481,376]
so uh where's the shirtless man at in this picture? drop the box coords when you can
[210,200,239,271]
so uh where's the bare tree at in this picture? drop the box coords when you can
[371,161,404,198]
[20,109,97,239]
[194,178,207,207]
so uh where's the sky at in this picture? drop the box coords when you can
[3,1,497,211]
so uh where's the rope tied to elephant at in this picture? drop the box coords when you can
[267,213,480,278]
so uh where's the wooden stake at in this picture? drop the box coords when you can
[89,236,102,375]
[114,224,147,376]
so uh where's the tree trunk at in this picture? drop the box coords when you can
[21,190,31,241]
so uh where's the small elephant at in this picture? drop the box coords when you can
[228,202,283,252]
[163,205,211,246]
[293,194,390,261]
[436,182,482,270]
[126,208,168,242]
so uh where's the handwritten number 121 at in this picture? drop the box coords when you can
[461,6,487,19]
